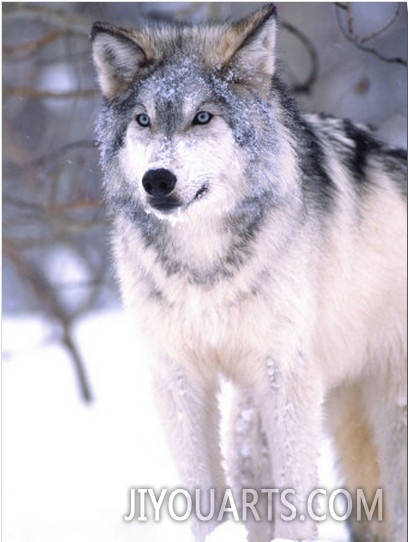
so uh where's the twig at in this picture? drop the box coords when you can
[61,325,93,403]
[359,4,401,44]
[335,3,407,67]
[4,238,94,402]
[3,87,99,99]
[47,199,103,215]
[3,30,61,55]
[2,4,90,35]
[26,140,97,168]
[280,21,319,94]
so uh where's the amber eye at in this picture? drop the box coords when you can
[192,111,213,126]
[135,113,150,127]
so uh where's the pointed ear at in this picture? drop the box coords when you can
[218,4,277,95]
[91,22,154,100]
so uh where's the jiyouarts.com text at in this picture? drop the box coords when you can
[124,487,383,523]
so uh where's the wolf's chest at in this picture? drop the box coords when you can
[116,215,276,366]
[140,273,274,374]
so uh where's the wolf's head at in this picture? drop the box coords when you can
[91,5,289,222]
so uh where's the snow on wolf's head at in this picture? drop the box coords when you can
[91,4,282,222]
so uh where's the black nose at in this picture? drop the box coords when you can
[142,168,177,197]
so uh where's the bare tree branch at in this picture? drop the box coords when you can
[335,3,407,67]
[359,4,401,44]
[2,4,90,35]
[4,238,94,402]
[4,87,99,99]
[281,21,319,94]
[26,140,97,168]
[3,30,61,55]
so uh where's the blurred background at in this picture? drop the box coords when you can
[2,3,407,541]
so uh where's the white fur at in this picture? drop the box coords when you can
[93,6,407,542]
[114,146,407,541]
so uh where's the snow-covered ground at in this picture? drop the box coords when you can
[3,311,350,541]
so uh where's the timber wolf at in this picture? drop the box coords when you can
[91,4,407,541]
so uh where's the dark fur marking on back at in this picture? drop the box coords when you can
[382,147,407,198]
[272,77,338,214]
[297,119,338,212]
[340,119,382,192]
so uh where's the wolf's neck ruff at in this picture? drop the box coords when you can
[111,183,281,287]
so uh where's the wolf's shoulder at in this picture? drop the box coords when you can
[302,112,407,197]
[304,112,405,155]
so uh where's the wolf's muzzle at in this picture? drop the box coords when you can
[142,168,180,212]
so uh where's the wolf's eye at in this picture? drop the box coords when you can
[193,111,213,126]
[135,113,150,127]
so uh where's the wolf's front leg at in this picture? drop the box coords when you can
[152,357,226,542]
[226,386,274,542]
[259,357,323,541]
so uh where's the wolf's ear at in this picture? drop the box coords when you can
[218,4,277,94]
[91,22,153,100]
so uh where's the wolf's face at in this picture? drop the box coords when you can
[119,60,244,220]
[91,5,285,222]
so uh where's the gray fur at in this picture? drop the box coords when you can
[92,5,407,542]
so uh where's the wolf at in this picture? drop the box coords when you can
[91,4,407,541]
